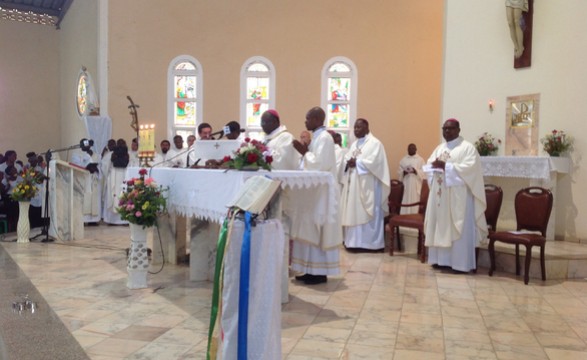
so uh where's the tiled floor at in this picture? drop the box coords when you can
[2,225,587,359]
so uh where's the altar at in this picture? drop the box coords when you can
[480,156,570,240]
[127,167,339,302]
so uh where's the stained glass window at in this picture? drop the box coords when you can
[76,73,88,116]
[241,57,275,134]
[168,57,203,141]
[322,57,357,147]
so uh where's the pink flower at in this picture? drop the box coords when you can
[135,211,142,217]
[145,178,155,185]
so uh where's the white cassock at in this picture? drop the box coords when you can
[166,147,187,168]
[263,125,301,171]
[341,133,390,250]
[333,144,346,191]
[129,150,140,167]
[101,151,128,224]
[290,127,343,276]
[72,152,102,223]
[423,136,487,272]
[398,153,425,214]
[152,151,175,168]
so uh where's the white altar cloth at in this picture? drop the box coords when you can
[219,219,284,360]
[128,168,339,232]
[481,156,570,181]
[480,156,570,240]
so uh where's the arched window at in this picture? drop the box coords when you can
[240,56,275,140]
[167,56,203,143]
[321,57,357,147]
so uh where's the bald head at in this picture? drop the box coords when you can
[305,106,326,131]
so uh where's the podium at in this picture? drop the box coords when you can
[48,160,88,241]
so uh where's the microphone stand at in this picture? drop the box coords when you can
[30,143,83,243]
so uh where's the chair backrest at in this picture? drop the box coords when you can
[515,187,553,236]
[418,180,430,215]
[484,184,503,232]
[388,179,404,216]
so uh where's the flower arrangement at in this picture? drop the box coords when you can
[540,129,573,156]
[116,168,168,228]
[10,168,43,202]
[474,132,501,156]
[222,137,273,171]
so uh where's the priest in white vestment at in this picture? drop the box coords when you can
[291,106,343,285]
[128,137,140,168]
[341,119,390,250]
[101,139,129,224]
[423,119,487,273]
[261,110,301,171]
[166,135,187,168]
[71,145,102,223]
[398,143,425,214]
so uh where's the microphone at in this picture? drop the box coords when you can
[80,138,95,149]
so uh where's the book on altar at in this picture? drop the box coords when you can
[227,175,282,214]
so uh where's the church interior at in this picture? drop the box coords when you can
[1,0,587,359]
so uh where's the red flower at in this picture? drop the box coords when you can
[244,137,251,143]
[223,156,231,163]
[139,168,148,176]
[265,155,273,164]
[246,152,258,163]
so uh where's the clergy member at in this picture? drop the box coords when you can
[398,143,425,214]
[423,119,487,273]
[101,138,129,225]
[261,109,300,170]
[73,142,102,224]
[340,119,390,250]
[291,106,343,285]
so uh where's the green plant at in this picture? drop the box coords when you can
[116,168,168,228]
[474,132,501,156]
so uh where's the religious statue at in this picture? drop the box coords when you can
[506,0,529,59]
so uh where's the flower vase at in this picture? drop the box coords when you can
[17,201,31,243]
[127,223,150,289]
[550,151,560,157]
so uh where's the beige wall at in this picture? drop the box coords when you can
[107,0,443,173]
[59,0,99,152]
[443,0,587,241]
[0,19,60,158]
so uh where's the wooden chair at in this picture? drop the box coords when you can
[484,184,504,234]
[474,184,503,272]
[384,180,404,251]
[488,187,553,285]
[387,180,429,262]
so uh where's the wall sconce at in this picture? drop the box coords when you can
[488,99,495,112]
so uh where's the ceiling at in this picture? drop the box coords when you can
[0,0,73,28]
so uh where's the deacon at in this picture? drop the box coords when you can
[261,109,300,170]
[423,118,487,273]
[72,142,101,224]
[291,106,343,285]
[340,119,390,250]
[398,143,425,214]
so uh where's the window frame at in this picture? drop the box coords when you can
[167,55,203,141]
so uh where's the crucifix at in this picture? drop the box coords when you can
[506,0,534,68]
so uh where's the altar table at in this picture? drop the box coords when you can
[127,167,339,302]
[481,156,570,240]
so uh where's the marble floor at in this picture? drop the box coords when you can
[2,225,587,359]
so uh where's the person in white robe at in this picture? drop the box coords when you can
[73,145,102,223]
[423,119,487,273]
[329,131,347,191]
[261,110,301,171]
[290,106,343,285]
[152,140,175,168]
[101,138,129,224]
[128,137,140,168]
[341,119,390,250]
[166,135,187,168]
[398,143,425,214]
